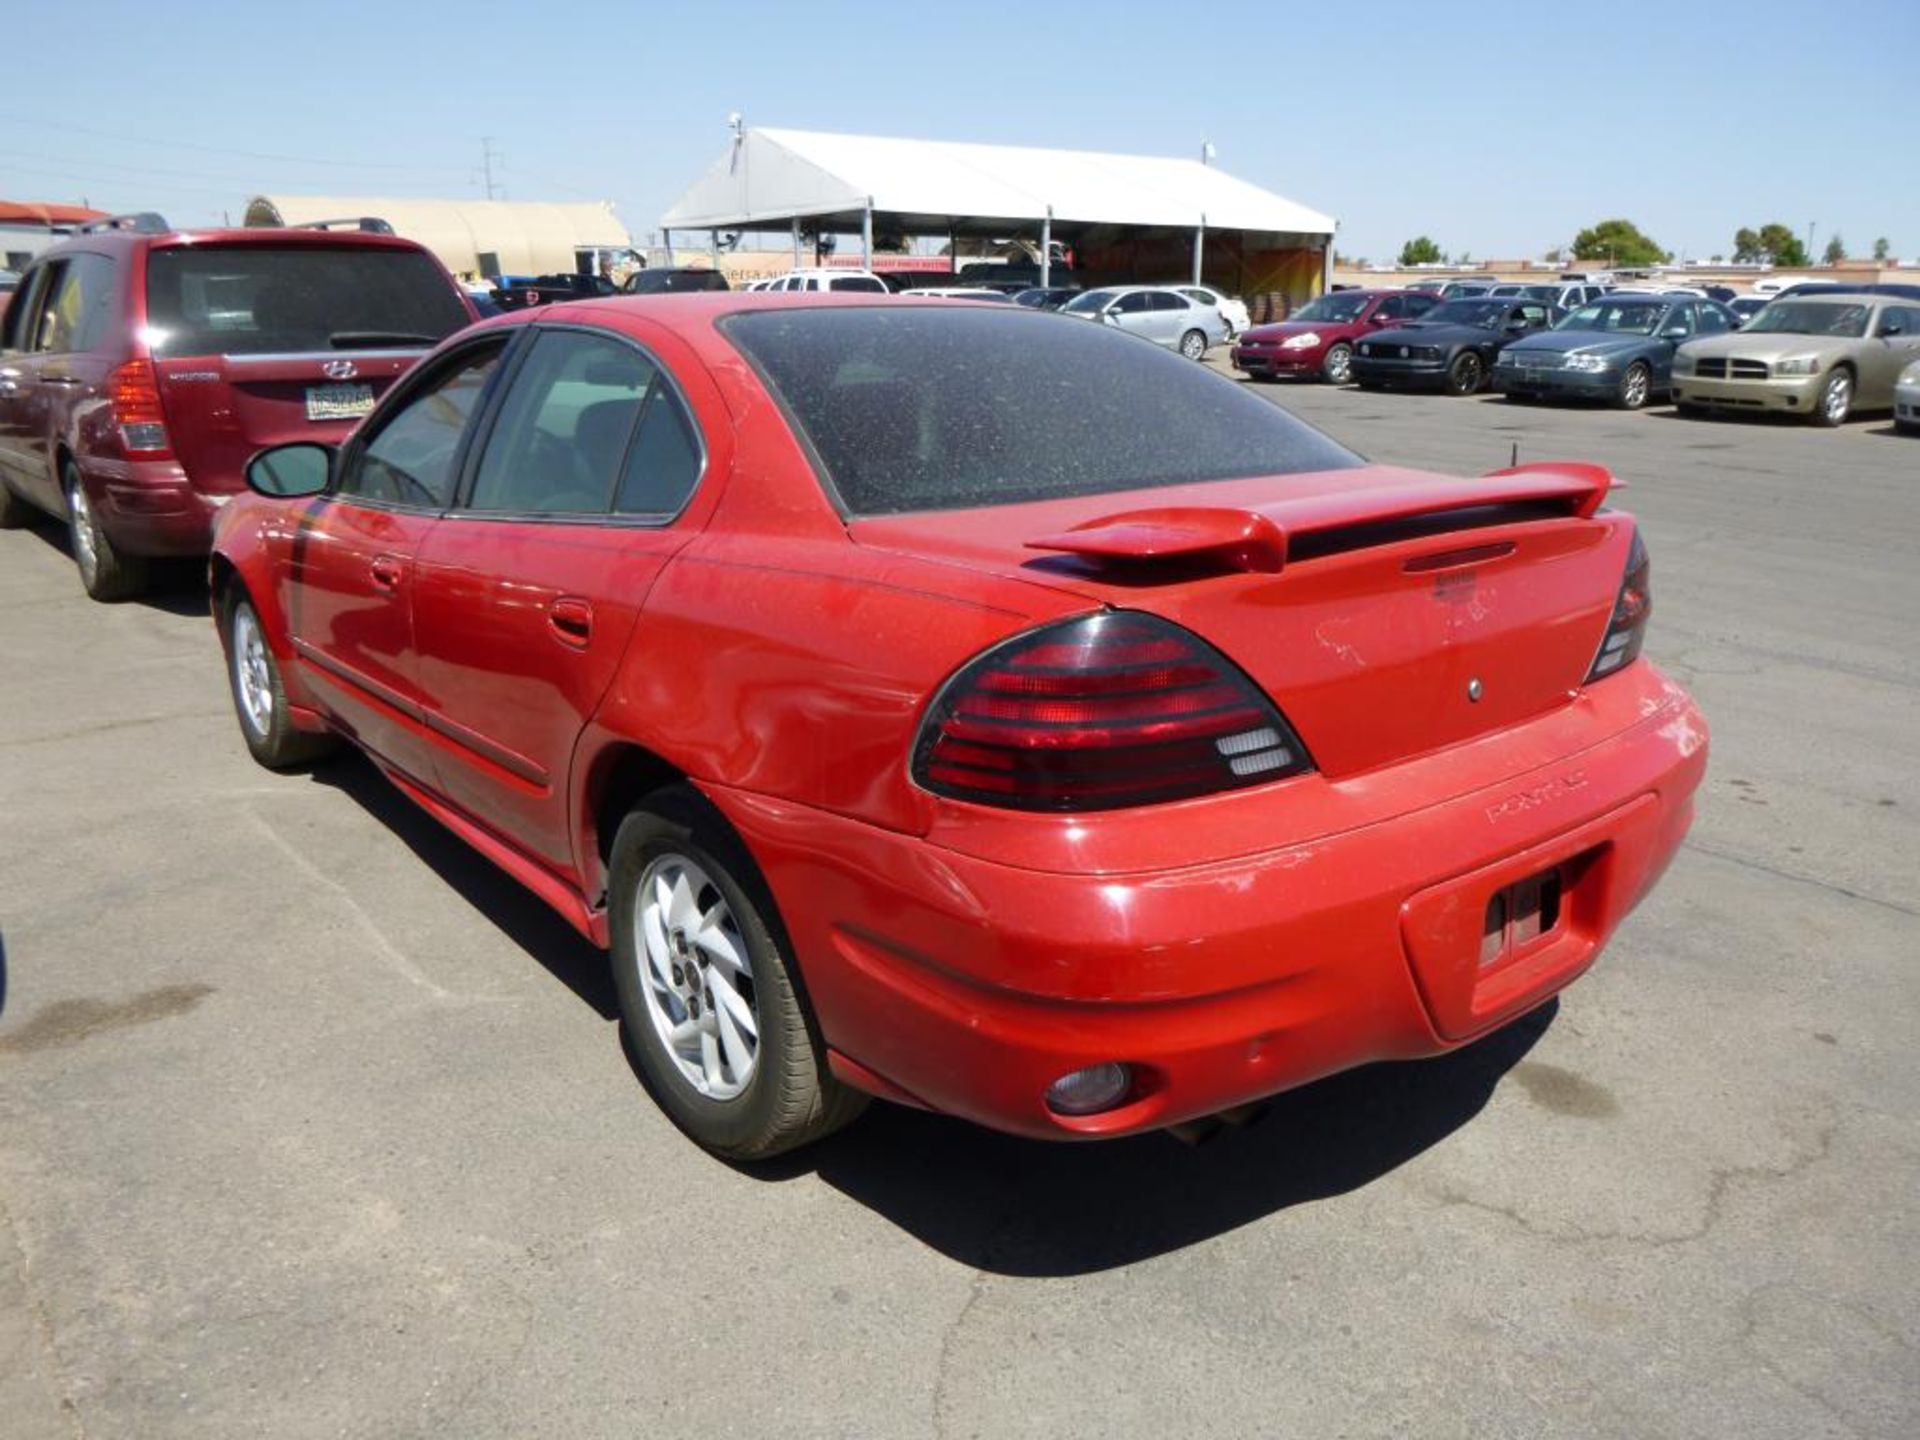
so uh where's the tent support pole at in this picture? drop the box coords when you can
[663,229,674,265]
[1193,214,1206,285]
[710,229,719,268]
[792,216,801,269]
[1041,206,1052,288]
[862,199,874,270]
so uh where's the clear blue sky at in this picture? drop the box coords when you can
[3,0,1914,264]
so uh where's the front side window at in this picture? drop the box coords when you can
[723,306,1361,517]
[467,329,662,515]
[342,341,505,508]
[1112,292,1153,315]
[1147,292,1190,312]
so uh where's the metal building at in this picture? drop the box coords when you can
[243,195,633,280]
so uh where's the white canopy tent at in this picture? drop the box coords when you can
[659,128,1337,293]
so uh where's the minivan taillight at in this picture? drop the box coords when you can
[913,612,1312,811]
[1586,529,1650,682]
[108,360,171,456]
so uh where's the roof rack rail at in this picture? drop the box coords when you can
[295,216,396,235]
[78,211,170,235]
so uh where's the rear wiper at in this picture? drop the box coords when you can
[329,331,438,349]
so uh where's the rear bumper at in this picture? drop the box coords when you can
[707,664,1707,1141]
[1671,374,1822,414]
[79,456,232,557]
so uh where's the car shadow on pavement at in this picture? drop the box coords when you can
[307,756,618,1019]
[755,1001,1554,1277]
[17,516,211,618]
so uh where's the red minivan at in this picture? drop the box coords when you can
[0,213,476,599]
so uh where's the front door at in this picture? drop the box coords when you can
[287,336,509,782]
[409,325,710,877]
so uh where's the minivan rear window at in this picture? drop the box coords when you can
[144,245,471,356]
[724,306,1361,516]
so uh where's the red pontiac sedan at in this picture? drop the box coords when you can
[211,296,1706,1159]
[1231,288,1440,384]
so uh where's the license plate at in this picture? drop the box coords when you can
[305,383,375,422]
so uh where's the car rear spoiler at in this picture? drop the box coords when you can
[1024,462,1616,575]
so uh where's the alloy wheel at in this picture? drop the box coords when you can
[634,854,760,1100]
[1324,344,1353,384]
[1823,371,1852,424]
[1180,330,1206,361]
[68,482,99,587]
[1622,363,1649,410]
[231,606,274,738]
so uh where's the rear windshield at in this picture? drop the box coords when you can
[144,245,470,356]
[723,306,1362,516]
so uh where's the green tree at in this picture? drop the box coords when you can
[1398,235,1443,267]
[1734,223,1809,267]
[1874,237,1891,261]
[1823,234,1846,265]
[1571,218,1669,267]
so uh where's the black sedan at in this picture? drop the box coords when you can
[1351,298,1559,395]
[1492,296,1742,409]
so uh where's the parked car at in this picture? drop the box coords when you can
[1489,282,1608,309]
[1012,286,1082,310]
[1728,296,1769,327]
[765,268,890,294]
[1774,280,1920,302]
[1897,359,1920,434]
[624,268,731,295]
[1438,279,1500,299]
[1352,297,1559,394]
[1672,294,1920,425]
[1493,296,1740,409]
[0,213,477,599]
[1175,285,1253,337]
[0,270,16,326]
[494,272,619,310]
[212,295,1705,1158]
[1059,285,1230,358]
[904,287,1016,303]
[1230,288,1439,384]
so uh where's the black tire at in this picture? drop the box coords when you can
[1178,329,1208,361]
[1321,342,1354,385]
[65,463,148,601]
[1676,402,1708,419]
[1813,367,1853,427]
[1445,351,1486,396]
[1896,418,1920,436]
[222,590,339,769]
[0,479,33,529]
[1356,378,1385,391]
[1615,361,1652,411]
[609,785,866,1160]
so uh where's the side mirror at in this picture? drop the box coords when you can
[246,442,333,498]
[1661,327,1690,341]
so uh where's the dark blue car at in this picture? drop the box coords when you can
[1492,296,1742,409]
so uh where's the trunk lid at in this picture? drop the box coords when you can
[851,463,1629,777]
[151,349,425,493]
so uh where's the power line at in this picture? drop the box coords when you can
[0,111,464,171]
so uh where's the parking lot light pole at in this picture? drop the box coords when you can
[1041,206,1052,289]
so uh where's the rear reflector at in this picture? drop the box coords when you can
[1585,529,1650,682]
[913,611,1312,811]
[1045,1063,1134,1116]
[107,360,172,457]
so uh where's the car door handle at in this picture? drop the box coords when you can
[369,555,406,590]
[547,597,593,647]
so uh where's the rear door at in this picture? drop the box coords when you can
[287,334,510,782]
[409,324,709,876]
[144,241,474,495]
[0,262,52,495]
[0,254,116,510]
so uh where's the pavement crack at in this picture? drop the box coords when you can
[0,1194,87,1439]
[1682,840,1919,919]
[1426,1117,1836,1249]
[930,1268,990,1440]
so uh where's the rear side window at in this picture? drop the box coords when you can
[724,307,1361,517]
[32,254,115,353]
[829,276,887,293]
[468,329,657,515]
[145,245,470,357]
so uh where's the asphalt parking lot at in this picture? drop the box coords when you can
[2,372,1915,1439]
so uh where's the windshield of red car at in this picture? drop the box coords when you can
[1290,294,1371,323]
[1742,301,1871,338]
[145,245,470,356]
[724,307,1363,516]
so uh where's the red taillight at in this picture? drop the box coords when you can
[1586,528,1650,682]
[913,612,1312,811]
[107,360,171,456]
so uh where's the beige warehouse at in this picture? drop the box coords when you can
[243,195,631,279]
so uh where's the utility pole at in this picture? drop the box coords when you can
[1807,221,1816,265]
[481,137,502,201]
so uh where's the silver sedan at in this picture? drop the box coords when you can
[1058,285,1232,359]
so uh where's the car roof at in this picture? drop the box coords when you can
[37,225,435,257]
